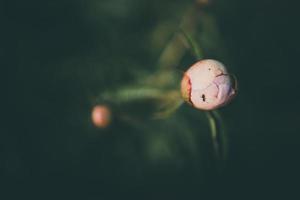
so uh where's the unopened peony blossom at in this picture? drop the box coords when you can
[181,59,236,110]
[91,105,111,128]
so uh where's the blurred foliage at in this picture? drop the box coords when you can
[3,0,300,199]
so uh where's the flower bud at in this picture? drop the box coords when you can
[181,59,236,110]
[91,105,111,128]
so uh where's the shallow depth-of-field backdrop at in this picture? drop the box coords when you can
[3,0,300,199]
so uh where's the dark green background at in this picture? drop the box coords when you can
[3,0,300,199]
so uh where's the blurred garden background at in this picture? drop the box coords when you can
[3,0,300,199]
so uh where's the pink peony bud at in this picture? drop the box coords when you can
[181,59,236,110]
[91,105,111,128]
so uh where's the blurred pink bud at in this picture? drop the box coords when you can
[91,105,111,128]
[196,0,211,6]
[181,59,236,110]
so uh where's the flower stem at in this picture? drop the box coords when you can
[179,28,203,60]
[100,87,165,104]
[211,110,228,162]
[206,111,220,162]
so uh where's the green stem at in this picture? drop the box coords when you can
[100,87,184,119]
[179,28,203,60]
[101,87,165,104]
[212,110,228,161]
[153,99,184,119]
[206,111,220,162]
